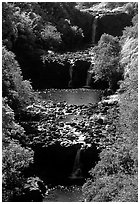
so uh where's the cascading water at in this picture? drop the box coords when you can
[85,70,92,87]
[68,60,74,88]
[70,147,83,179]
[83,64,93,88]
[92,15,99,44]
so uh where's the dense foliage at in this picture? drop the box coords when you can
[2,10,38,201]
[2,2,138,202]
[2,2,91,52]
[82,13,138,202]
[2,44,46,202]
[2,98,34,201]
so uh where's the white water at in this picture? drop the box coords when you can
[92,16,98,44]
[70,148,83,179]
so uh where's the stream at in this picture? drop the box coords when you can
[39,88,101,202]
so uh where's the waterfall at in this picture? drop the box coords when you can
[68,62,74,88]
[70,148,83,179]
[92,15,98,44]
[85,70,92,87]
[83,66,93,88]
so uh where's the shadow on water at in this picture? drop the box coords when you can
[43,185,84,202]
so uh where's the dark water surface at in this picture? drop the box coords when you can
[43,185,84,202]
[40,88,101,105]
[40,88,101,202]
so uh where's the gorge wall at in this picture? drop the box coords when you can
[94,12,132,43]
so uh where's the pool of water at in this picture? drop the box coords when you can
[43,185,84,202]
[40,88,101,105]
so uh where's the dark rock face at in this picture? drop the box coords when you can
[71,9,93,43]
[71,61,91,88]
[95,13,132,42]
[34,60,91,89]
[41,62,70,89]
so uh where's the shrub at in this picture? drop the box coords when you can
[123,2,138,15]
[40,24,63,50]
[2,140,34,201]
[23,177,47,201]
[2,98,26,142]
[58,19,84,49]
[121,14,138,41]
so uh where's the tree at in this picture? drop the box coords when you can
[2,46,35,110]
[92,34,121,91]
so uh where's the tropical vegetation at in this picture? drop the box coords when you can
[2,2,138,202]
